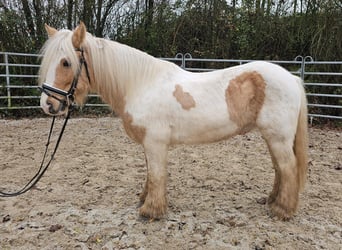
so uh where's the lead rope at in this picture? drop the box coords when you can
[0,47,88,197]
[0,109,71,197]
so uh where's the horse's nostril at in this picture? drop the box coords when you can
[47,101,57,114]
[48,106,54,114]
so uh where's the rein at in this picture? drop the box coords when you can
[0,113,70,197]
[0,48,89,197]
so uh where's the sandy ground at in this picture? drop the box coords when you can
[0,117,341,250]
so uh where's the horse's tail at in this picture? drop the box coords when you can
[294,77,309,192]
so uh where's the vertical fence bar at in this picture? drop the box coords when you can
[4,53,11,108]
[175,53,185,68]
[303,56,314,81]
[301,56,315,125]
[183,53,192,69]
[295,55,315,80]
[295,56,305,80]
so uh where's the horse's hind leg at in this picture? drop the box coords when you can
[264,137,299,220]
[265,140,282,204]
[139,141,168,219]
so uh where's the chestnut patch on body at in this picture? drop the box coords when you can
[225,71,266,130]
[173,84,196,110]
[122,112,146,144]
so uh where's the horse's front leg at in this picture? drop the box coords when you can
[139,140,168,219]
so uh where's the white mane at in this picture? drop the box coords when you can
[86,37,177,98]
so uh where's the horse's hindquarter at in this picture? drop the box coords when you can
[253,62,302,138]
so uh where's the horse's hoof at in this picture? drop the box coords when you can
[139,201,167,219]
[269,200,297,221]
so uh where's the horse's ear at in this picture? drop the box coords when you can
[72,21,86,49]
[45,24,57,37]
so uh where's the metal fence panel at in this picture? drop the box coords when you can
[0,52,341,121]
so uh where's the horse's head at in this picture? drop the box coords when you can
[39,22,91,116]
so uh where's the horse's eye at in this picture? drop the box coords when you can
[62,60,71,67]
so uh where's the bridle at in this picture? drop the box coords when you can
[39,48,91,112]
[0,48,90,197]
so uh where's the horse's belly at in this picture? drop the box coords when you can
[169,115,239,144]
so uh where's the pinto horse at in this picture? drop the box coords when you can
[39,22,308,220]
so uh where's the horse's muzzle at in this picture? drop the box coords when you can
[39,83,73,116]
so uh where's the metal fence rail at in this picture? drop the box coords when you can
[1,51,341,121]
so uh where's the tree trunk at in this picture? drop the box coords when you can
[33,0,43,45]
[95,0,103,37]
[67,0,73,29]
[256,0,261,15]
[266,0,271,16]
[82,0,93,31]
[21,0,36,37]
[145,0,154,31]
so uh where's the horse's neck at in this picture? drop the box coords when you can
[90,40,175,114]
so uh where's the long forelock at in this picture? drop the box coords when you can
[38,30,80,85]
